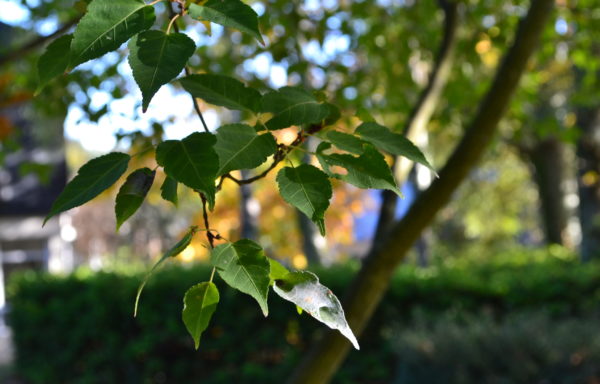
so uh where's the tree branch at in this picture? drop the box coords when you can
[369,0,459,252]
[287,0,554,382]
[0,16,81,67]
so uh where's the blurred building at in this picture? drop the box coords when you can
[0,22,74,319]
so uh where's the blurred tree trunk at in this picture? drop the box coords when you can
[287,0,554,382]
[576,106,600,261]
[526,136,569,245]
[239,169,259,240]
[370,0,458,251]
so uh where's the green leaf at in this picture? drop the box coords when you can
[115,167,155,230]
[210,239,270,316]
[129,31,196,112]
[156,132,219,209]
[160,176,178,206]
[44,152,130,225]
[182,282,219,350]
[317,142,401,196]
[36,34,72,94]
[70,0,155,68]
[276,164,332,236]
[179,74,261,113]
[273,271,359,350]
[326,131,367,154]
[268,258,289,282]
[134,227,196,316]
[355,122,435,173]
[188,0,264,44]
[261,87,330,130]
[214,124,277,176]
[323,102,341,126]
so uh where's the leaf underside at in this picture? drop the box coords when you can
[273,271,359,349]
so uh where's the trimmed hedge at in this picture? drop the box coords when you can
[8,255,600,383]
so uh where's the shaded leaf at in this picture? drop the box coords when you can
[129,31,196,112]
[134,227,196,316]
[261,87,330,130]
[182,282,219,349]
[160,176,178,206]
[276,164,332,236]
[45,152,130,225]
[215,124,277,175]
[326,131,366,154]
[179,74,261,113]
[317,142,401,196]
[356,122,435,173]
[188,0,264,44]
[70,0,155,68]
[115,167,155,229]
[210,239,270,316]
[273,271,359,349]
[36,34,72,94]
[155,132,219,209]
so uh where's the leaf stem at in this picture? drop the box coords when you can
[200,194,215,249]
[209,267,216,283]
[166,14,180,34]
[148,0,163,6]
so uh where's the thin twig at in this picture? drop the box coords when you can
[0,16,82,67]
[167,4,210,133]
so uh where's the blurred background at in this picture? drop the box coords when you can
[0,0,599,383]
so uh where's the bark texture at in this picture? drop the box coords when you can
[287,1,554,382]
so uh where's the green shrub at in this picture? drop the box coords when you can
[392,311,600,384]
[8,252,600,383]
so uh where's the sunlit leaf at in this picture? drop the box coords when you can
[210,239,270,316]
[273,270,359,349]
[182,282,219,349]
[44,152,130,225]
